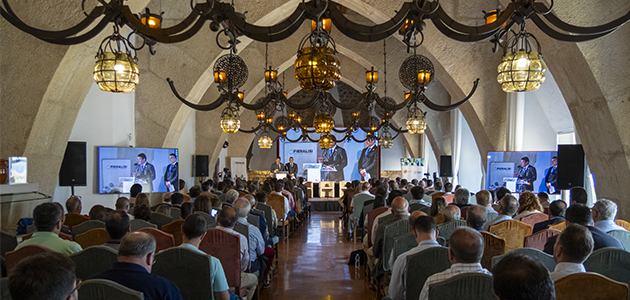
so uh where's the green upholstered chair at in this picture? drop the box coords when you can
[584,248,630,300]
[608,230,630,250]
[72,220,106,235]
[436,219,466,241]
[70,245,118,280]
[130,219,157,232]
[153,247,214,300]
[405,247,451,300]
[428,273,494,300]
[491,247,556,272]
[383,220,411,271]
[78,279,144,300]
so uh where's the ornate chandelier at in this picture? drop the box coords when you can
[497,24,547,92]
[93,26,139,93]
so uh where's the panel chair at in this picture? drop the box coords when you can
[1,230,17,257]
[519,212,549,232]
[161,220,185,246]
[247,214,259,229]
[153,247,214,300]
[149,212,173,230]
[584,247,630,299]
[197,211,217,229]
[267,194,290,241]
[428,273,495,300]
[72,220,106,235]
[350,193,374,241]
[437,219,467,242]
[139,228,174,252]
[608,230,630,250]
[130,219,157,232]
[257,203,274,241]
[366,207,388,248]
[5,245,52,275]
[480,231,506,270]
[492,247,556,271]
[170,207,181,220]
[460,206,470,220]
[489,220,532,253]
[382,219,410,271]
[615,220,630,231]
[524,229,561,251]
[390,232,416,268]
[409,203,429,213]
[555,272,628,300]
[64,213,88,231]
[234,223,250,261]
[75,228,110,249]
[78,279,144,300]
[199,229,242,293]
[70,245,118,280]
[548,220,567,231]
[406,247,451,300]
[431,192,446,201]
[319,181,335,198]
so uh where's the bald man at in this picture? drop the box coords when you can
[443,205,461,222]
[466,205,488,231]
[367,197,409,274]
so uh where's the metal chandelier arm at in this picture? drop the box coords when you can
[223,2,307,42]
[121,5,208,44]
[430,15,498,42]
[533,2,630,36]
[283,92,320,111]
[420,78,479,112]
[167,78,229,111]
[431,2,515,36]
[234,93,274,110]
[327,93,365,110]
[37,14,117,45]
[237,123,263,133]
[328,2,411,42]
[390,126,409,134]
[374,94,412,111]
[530,14,623,42]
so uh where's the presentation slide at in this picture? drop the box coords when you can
[486,151,557,193]
[98,147,179,194]
[279,129,379,182]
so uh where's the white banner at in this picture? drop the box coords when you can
[401,158,425,181]
[231,157,248,180]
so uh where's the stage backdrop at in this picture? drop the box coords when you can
[486,151,557,193]
[279,129,378,181]
[231,157,247,180]
[401,158,425,181]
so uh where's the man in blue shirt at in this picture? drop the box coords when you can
[91,231,183,300]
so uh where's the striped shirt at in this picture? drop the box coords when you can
[418,263,491,300]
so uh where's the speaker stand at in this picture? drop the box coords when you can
[70,185,75,196]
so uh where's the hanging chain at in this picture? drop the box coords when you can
[383,39,387,99]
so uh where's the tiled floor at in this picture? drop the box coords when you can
[260,212,376,300]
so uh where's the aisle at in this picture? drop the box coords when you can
[260,212,376,300]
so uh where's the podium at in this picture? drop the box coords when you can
[303,163,322,182]
[274,171,288,180]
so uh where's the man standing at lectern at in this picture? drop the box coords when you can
[323,141,347,182]
[358,137,379,181]
[134,153,156,192]
[270,157,285,174]
[515,156,537,192]
[286,157,298,179]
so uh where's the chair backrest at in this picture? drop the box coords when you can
[153,247,213,300]
[64,213,88,230]
[75,228,110,249]
[428,273,494,300]
[247,214,259,229]
[19,231,73,242]
[519,212,549,231]
[26,224,36,234]
[437,219,467,241]
[351,193,375,220]
[1,230,17,257]
[480,231,506,270]
[267,194,287,221]
[363,202,374,219]
[5,245,52,275]
[548,220,567,231]
[78,279,144,300]
[615,220,630,231]
[366,207,389,247]
[197,211,217,229]
[170,207,181,220]
[161,220,185,246]
[383,219,410,271]
[460,206,470,220]
[130,219,157,232]
[524,229,561,251]
[139,228,174,252]
[70,245,118,280]
[492,247,556,271]
[391,232,416,267]
[257,203,274,236]
[234,222,250,259]
[433,214,446,225]
[486,212,499,223]
[1,277,9,300]
[489,220,532,252]
[584,248,630,292]
[554,272,628,300]
[608,230,630,250]
[409,203,428,213]
[199,229,241,289]
[72,220,106,235]
[149,212,173,230]
[406,247,451,300]
[431,192,446,200]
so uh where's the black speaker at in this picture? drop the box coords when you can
[194,155,209,177]
[440,155,453,177]
[557,144,585,189]
[59,141,87,186]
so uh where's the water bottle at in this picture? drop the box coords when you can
[355,253,360,268]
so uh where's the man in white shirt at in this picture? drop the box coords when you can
[550,224,594,281]
[408,186,430,207]
[592,198,627,233]
[389,214,440,300]
[475,190,497,215]
[483,195,519,231]
[418,227,491,300]
[271,181,290,219]
[234,199,270,280]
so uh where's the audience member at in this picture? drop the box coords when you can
[514,191,544,220]
[130,183,143,204]
[538,192,550,208]
[453,188,471,208]
[370,197,409,270]
[443,205,461,222]
[475,190,497,215]
[180,202,194,219]
[16,203,82,255]
[419,227,490,300]
[201,180,218,198]
[91,232,183,300]
[570,187,588,205]
[550,224,594,281]
[135,193,150,207]
[9,252,78,300]
[156,203,172,216]
[493,253,555,300]
[466,205,487,231]
[389,215,440,300]
[234,198,274,284]
[224,189,239,205]
[116,196,133,219]
[188,186,202,203]
[105,210,131,250]
[592,199,626,233]
[256,192,277,230]
[170,192,184,207]
[494,187,511,204]
[193,195,212,214]
[483,195,519,231]
[372,186,388,209]
[533,200,567,234]
[409,186,429,207]
[65,195,87,218]
[429,197,447,217]
[271,181,291,219]
[543,204,624,255]
[133,204,152,221]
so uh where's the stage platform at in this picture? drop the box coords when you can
[308,197,342,212]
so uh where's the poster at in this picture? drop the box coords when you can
[401,158,425,181]
[231,157,247,180]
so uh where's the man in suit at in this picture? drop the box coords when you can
[358,137,378,180]
[515,156,536,192]
[134,153,156,192]
[270,156,285,174]
[545,156,558,194]
[323,141,347,182]
[533,200,566,234]
[164,153,178,192]
[285,156,298,179]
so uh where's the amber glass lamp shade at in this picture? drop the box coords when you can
[264,67,278,82]
[258,135,273,149]
[141,15,161,29]
[288,112,296,119]
[256,111,266,121]
[314,112,335,133]
[352,112,360,119]
[294,46,341,91]
[94,52,139,93]
[318,134,334,149]
[497,50,547,92]
[237,92,244,101]
[214,68,227,83]
[281,90,288,98]
[311,18,332,33]
[405,92,413,101]
[296,116,302,123]
[417,69,431,84]
[366,67,379,83]
[399,19,414,34]
[484,9,506,29]
[380,135,393,149]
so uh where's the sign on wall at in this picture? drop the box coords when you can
[231,157,247,180]
[401,158,425,181]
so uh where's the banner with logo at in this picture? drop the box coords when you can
[283,143,319,178]
[231,157,248,180]
[401,158,425,181]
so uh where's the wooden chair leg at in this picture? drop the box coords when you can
[353,219,357,241]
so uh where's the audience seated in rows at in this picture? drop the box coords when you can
[493,253,555,300]
[483,195,519,231]
[533,200,566,234]
[90,231,183,300]
[475,190,497,215]
[180,202,194,220]
[234,198,273,280]
[409,186,429,207]
[514,192,544,221]
[466,205,487,231]
[538,191,551,208]
[135,192,150,207]
[453,188,471,209]
[129,183,143,205]
[9,252,78,300]
[592,198,627,233]
[442,205,461,223]
[116,197,134,220]
[570,187,587,205]
[368,197,409,272]
[65,195,88,219]
[419,227,490,300]
[17,203,82,255]
[550,224,594,281]
[133,204,152,221]
[104,210,131,251]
